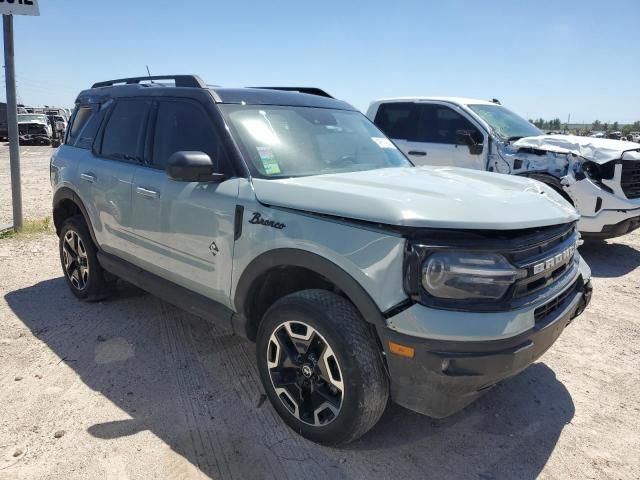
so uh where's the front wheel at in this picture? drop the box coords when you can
[256,290,389,445]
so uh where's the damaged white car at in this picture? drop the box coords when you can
[367,97,640,239]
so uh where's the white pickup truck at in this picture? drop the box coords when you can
[367,97,640,239]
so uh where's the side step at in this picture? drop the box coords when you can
[97,251,233,328]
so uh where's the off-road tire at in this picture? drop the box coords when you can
[59,215,115,301]
[256,289,389,446]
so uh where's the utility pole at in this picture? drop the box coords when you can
[1,1,40,232]
[3,14,22,231]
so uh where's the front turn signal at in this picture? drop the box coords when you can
[388,341,415,358]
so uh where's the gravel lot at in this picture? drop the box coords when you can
[1,146,639,479]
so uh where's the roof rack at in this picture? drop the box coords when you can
[91,75,206,89]
[251,87,334,98]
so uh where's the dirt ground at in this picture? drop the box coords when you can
[0,146,639,480]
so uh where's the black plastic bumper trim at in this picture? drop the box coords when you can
[378,279,592,418]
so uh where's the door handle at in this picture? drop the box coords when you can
[408,150,427,156]
[80,172,97,183]
[136,186,160,199]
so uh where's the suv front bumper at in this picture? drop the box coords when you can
[378,277,592,418]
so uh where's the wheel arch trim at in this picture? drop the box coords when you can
[233,248,387,333]
[52,187,99,245]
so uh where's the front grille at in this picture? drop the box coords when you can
[19,124,47,136]
[511,225,578,299]
[621,161,640,199]
[534,279,580,323]
[407,221,580,312]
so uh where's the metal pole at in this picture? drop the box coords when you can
[3,14,22,231]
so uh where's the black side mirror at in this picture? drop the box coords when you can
[455,130,483,155]
[166,151,225,182]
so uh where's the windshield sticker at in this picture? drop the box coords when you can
[257,146,281,175]
[371,137,396,149]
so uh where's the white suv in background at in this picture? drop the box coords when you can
[367,97,640,240]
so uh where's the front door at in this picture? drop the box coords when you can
[374,101,485,170]
[129,98,239,306]
[413,102,486,169]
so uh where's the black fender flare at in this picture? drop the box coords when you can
[233,248,387,330]
[52,187,99,245]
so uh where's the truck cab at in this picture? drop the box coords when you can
[368,97,640,239]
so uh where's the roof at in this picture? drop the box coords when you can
[370,96,496,106]
[209,87,355,110]
[77,75,355,111]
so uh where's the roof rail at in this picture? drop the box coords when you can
[251,87,334,98]
[91,75,206,89]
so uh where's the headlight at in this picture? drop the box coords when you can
[578,160,616,194]
[421,252,526,300]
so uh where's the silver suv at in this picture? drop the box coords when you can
[51,75,593,445]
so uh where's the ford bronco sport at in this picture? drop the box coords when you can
[51,75,592,445]
[368,97,640,240]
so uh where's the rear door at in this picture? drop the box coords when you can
[129,97,239,304]
[372,102,428,164]
[69,99,149,260]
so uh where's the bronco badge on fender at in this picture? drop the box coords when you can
[249,212,286,230]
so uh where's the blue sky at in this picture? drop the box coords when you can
[3,0,639,123]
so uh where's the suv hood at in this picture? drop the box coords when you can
[251,166,579,230]
[513,134,640,164]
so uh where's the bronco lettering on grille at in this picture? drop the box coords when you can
[532,243,576,275]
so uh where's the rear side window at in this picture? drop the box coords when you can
[417,105,483,145]
[374,102,419,141]
[151,100,223,170]
[65,106,93,146]
[101,100,148,161]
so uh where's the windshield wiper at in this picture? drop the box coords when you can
[507,136,524,143]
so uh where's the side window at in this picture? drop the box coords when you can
[65,106,93,146]
[418,104,483,145]
[100,100,148,161]
[373,102,419,141]
[151,100,223,171]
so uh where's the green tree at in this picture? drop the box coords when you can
[592,120,602,131]
[612,121,619,131]
[603,123,609,132]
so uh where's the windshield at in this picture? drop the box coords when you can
[467,104,542,141]
[18,114,47,123]
[220,105,411,178]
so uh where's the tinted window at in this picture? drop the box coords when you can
[66,106,93,146]
[418,104,483,145]
[101,100,148,161]
[152,100,222,170]
[374,102,419,140]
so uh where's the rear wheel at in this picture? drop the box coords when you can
[59,215,115,301]
[256,290,389,445]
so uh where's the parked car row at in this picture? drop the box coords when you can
[0,102,70,146]
[51,75,596,445]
